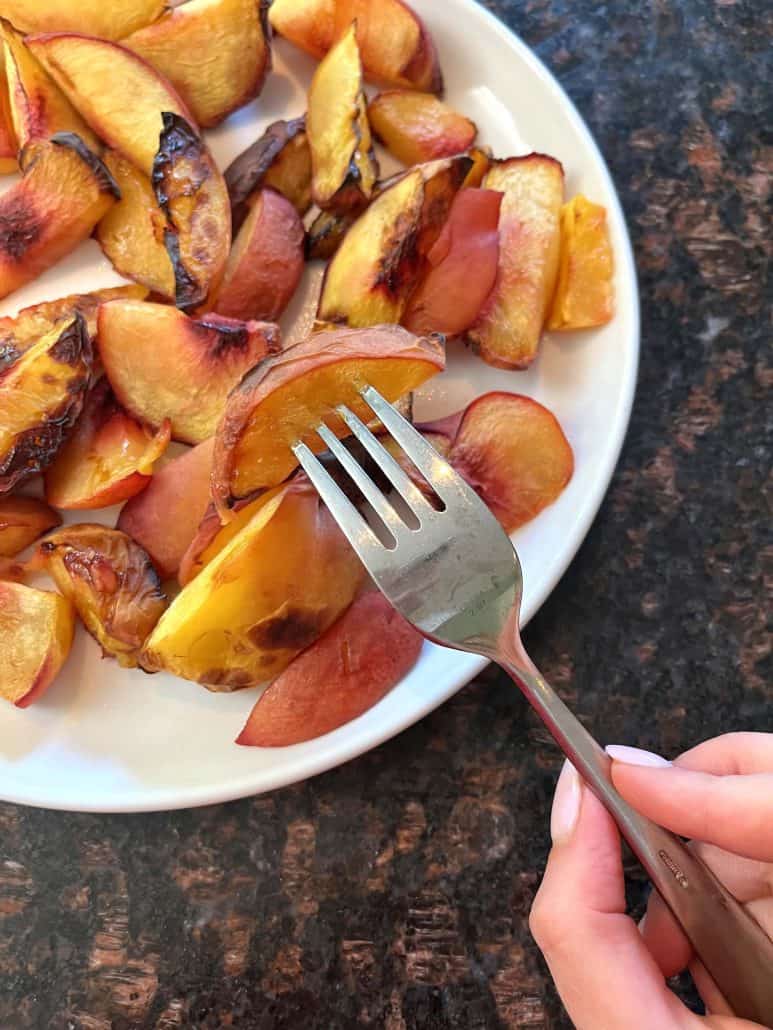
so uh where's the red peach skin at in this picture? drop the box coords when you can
[44,379,170,509]
[117,437,214,580]
[236,592,423,747]
[403,188,502,336]
[214,189,305,322]
[423,392,574,532]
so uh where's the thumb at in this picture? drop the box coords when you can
[529,761,691,1030]
[608,747,773,861]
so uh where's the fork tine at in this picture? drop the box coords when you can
[314,422,405,540]
[335,404,435,516]
[360,386,458,497]
[291,441,385,560]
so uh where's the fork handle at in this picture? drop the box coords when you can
[495,645,773,1026]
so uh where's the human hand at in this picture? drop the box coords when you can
[529,732,773,1029]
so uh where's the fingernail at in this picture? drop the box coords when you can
[606,744,672,768]
[550,759,582,845]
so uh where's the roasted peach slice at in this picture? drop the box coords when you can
[0,1,164,40]
[0,496,61,557]
[152,113,231,311]
[237,591,423,746]
[333,0,442,93]
[307,23,377,213]
[268,0,335,60]
[368,91,476,165]
[0,51,17,173]
[317,155,470,327]
[423,392,574,532]
[39,525,166,668]
[0,133,118,300]
[117,437,214,581]
[98,299,280,445]
[547,195,614,331]
[0,284,147,372]
[97,151,175,299]
[142,477,364,688]
[225,116,311,229]
[212,324,443,512]
[1,20,99,151]
[0,580,74,707]
[123,0,271,128]
[44,379,171,510]
[465,154,564,369]
[0,315,91,494]
[403,188,502,336]
[214,189,304,322]
[27,33,195,175]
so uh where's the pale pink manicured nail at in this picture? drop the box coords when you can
[550,759,582,844]
[606,744,672,768]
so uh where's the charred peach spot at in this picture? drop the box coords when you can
[201,668,254,689]
[0,199,42,261]
[247,606,323,651]
[194,316,249,357]
[152,113,230,311]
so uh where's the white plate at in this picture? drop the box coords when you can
[0,0,638,812]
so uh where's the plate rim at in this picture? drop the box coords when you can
[0,0,640,812]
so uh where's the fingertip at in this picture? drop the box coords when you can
[606,744,672,768]
[550,758,582,845]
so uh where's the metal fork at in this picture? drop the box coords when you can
[293,385,773,1025]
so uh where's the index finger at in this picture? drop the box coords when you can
[676,733,773,776]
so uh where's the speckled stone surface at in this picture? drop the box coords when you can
[1,2,770,1027]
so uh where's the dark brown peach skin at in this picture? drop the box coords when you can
[224,116,309,230]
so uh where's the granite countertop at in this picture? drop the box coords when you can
[1,1,770,1027]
